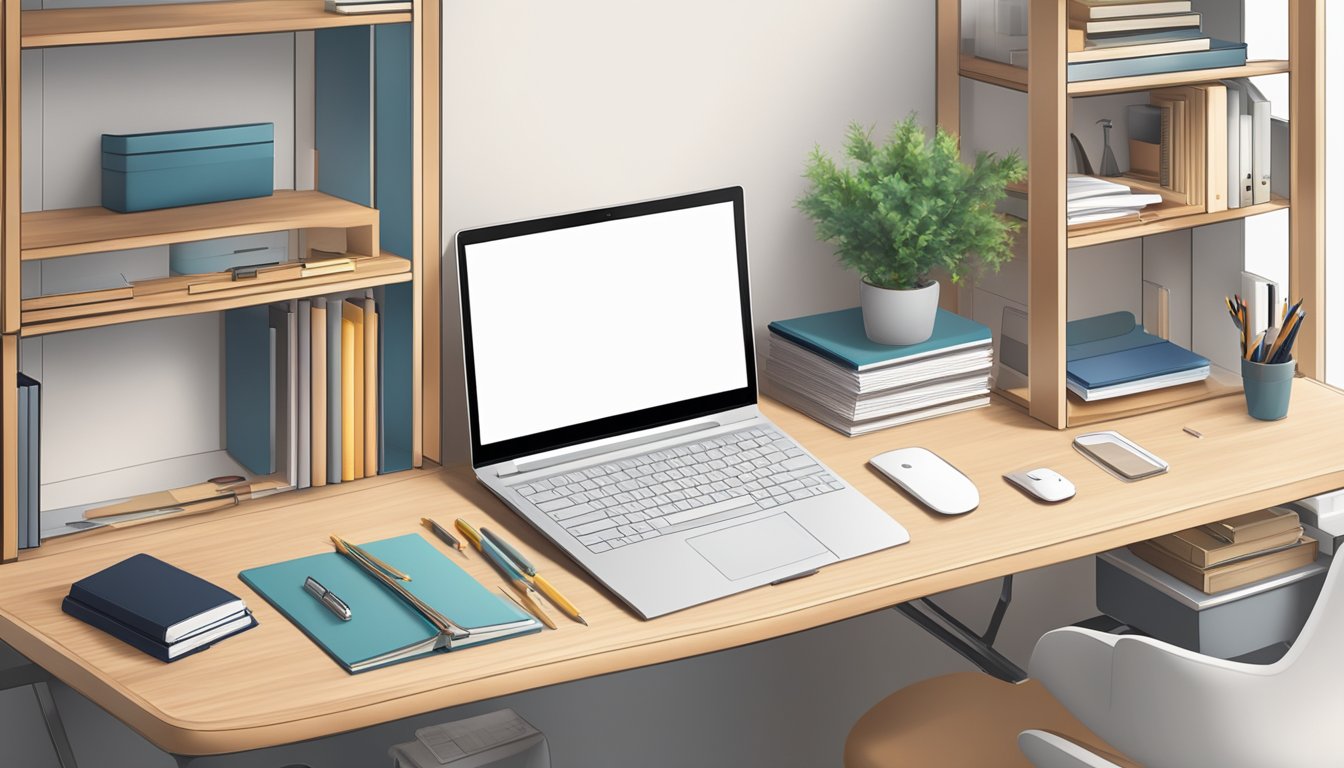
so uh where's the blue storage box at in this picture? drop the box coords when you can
[101,123,274,213]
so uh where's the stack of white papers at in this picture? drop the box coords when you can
[1067,174,1163,225]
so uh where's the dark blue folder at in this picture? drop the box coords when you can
[1066,312,1209,390]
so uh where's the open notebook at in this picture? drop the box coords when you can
[241,534,541,673]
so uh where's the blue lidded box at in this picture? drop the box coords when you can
[101,123,274,213]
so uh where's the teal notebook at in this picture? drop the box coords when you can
[240,534,540,673]
[768,307,991,372]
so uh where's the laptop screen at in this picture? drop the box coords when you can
[458,187,756,467]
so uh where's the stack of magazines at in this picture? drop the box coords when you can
[767,308,993,436]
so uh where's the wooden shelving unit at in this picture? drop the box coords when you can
[0,1,443,561]
[937,0,1324,430]
[20,0,411,48]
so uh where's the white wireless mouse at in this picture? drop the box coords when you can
[870,447,979,515]
[1004,468,1076,503]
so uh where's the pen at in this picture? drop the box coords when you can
[422,517,467,556]
[457,519,557,630]
[332,536,411,581]
[482,527,589,626]
[304,576,352,621]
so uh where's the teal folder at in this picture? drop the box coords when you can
[768,307,991,371]
[224,306,274,475]
[240,534,540,673]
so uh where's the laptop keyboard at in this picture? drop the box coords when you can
[510,427,844,553]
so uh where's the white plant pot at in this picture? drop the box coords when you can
[860,280,940,346]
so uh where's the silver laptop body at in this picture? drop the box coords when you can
[457,187,909,618]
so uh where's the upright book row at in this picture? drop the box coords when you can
[1127,78,1272,215]
[225,291,390,491]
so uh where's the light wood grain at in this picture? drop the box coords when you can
[1027,0,1067,429]
[20,260,410,337]
[20,191,377,262]
[21,0,412,49]
[3,0,19,333]
[1066,196,1290,249]
[1,334,16,561]
[1289,0,1324,380]
[957,57,1292,97]
[4,387,1344,753]
[419,0,442,466]
[936,0,961,132]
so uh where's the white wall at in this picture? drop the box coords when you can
[441,0,937,463]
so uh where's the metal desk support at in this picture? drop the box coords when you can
[895,575,1028,683]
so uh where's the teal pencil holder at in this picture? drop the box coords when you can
[1241,357,1295,421]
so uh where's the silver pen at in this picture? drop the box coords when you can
[304,576,352,621]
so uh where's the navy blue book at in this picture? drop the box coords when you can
[62,595,255,663]
[67,554,248,643]
[1068,39,1247,82]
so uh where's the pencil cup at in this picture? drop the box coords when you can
[1241,358,1295,421]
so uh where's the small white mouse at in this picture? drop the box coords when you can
[1004,468,1076,503]
[870,447,979,515]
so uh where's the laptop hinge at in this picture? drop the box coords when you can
[497,419,728,478]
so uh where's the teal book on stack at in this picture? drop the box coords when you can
[766,308,993,436]
[240,534,541,674]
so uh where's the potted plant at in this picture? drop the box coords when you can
[798,116,1026,346]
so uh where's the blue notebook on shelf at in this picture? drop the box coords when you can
[1066,312,1210,400]
[768,307,991,372]
[240,534,542,674]
[1068,39,1247,82]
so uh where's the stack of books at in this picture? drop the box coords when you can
[62,554,257,662]
[325,0,412,15]
[1066,174,1164,227]
[1130,508,1318,594]
[1066,1,1247,82]
[766,308,992,436]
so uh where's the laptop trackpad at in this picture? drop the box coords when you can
[688,515,829,581]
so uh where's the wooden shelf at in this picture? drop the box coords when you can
[19,253,410,337]
[21,0,413,49]
[996,364,1244,427]
[958,56,1291,97]
[1067,195,1289,249]
[20,191,377,261]
[1069,59,1291,96]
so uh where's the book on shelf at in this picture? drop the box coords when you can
[63,554,256,662]
[363,296,379,479]
[327,294,345,485]
[1202,507,1301,545]
[1067,35,1210,64]
[270,303,299,491]
[17,373,40,549]
[1151,83,1228,213]
[343,299,366,480]
[1071,12,1200,35]
[312,299,329,488]
[1068,0,1192,22]
[1065,311,1209,401]
[1224,79,1272,205]
[240,534,542,674]
[341,309,358,481]
[766,308,992,436]
[1129,536,1317,594]
[1068,38,1247,82]
[324,0,413,13]
[298,299,312,491]
[1066,175,1161,226]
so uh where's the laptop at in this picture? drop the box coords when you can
[457,187,910,618]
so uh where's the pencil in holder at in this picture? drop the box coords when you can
[1241,357,1295,421]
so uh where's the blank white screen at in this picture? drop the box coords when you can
[465,201,748,447]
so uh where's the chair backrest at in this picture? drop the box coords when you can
[1104,553,1344,766]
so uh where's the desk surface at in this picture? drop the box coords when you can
[3,383,1344,755]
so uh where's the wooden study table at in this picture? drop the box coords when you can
[2,382,1343,756]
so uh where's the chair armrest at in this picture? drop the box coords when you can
[1018,730,1127,768]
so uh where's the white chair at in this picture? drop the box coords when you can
[847,555,1342,767]
[1023,552,1344,768]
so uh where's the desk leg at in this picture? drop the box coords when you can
[894,575,1028,684]
[33,681,79,768]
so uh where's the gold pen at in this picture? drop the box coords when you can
[331,535,411,581]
